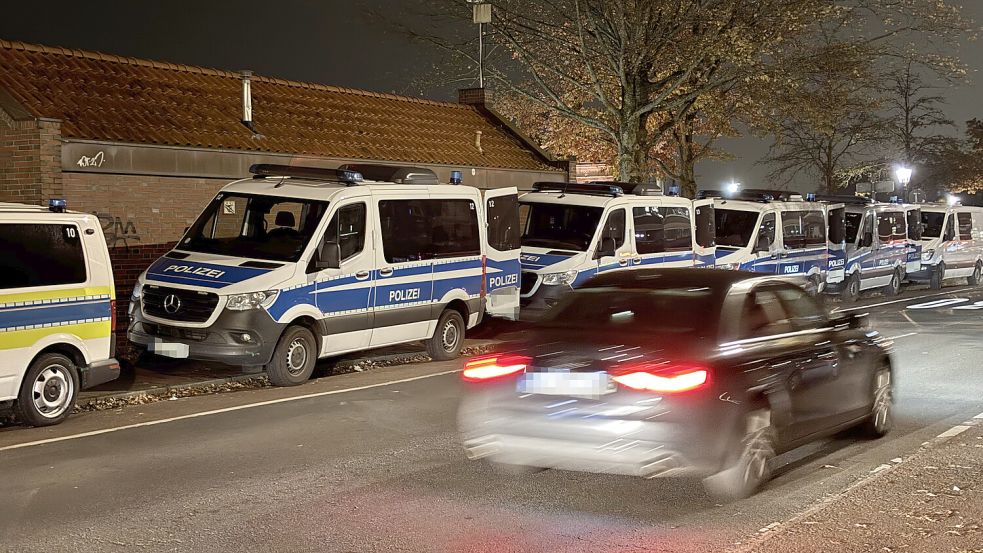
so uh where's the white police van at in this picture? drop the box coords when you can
[517,181,715,314]
[815,196,910,301]
[711,190,838,290]
[128,164,521,386]
[909,201,983,289]
[0,200,120,426]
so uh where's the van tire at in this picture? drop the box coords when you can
[15,353,79,427]
[968,262,982,286]
[266,326,318,387]
[883,269,902,296]
[929,263,945,290]
[426,310,465,361]
[841,273,860,302]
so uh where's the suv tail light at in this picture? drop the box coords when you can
[110,299,117,332]
[462,353,531,382]
[480,255,487,299]
[611,364,710,393]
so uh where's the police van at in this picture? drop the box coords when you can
[814,196,910,301]
[0,200,120,426]
[517,181,715,314]
[127,164,521,386]
[909,201,983,289]
[711,190,840,290]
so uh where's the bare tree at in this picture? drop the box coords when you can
[886,57,954,168]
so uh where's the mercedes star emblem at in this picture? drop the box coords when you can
[163,294,182,314]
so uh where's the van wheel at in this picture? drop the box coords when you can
[703,410,776,502]
[968,262,982,286]
[15,353,79,427]
[266,326,318,387]
[929,263,945,290]
[426,310,465,361]
[841,273,860,302]
[883,269,902,296]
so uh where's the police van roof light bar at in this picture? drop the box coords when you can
[337,164,439,185]
[48,198,67,213]
[532,181,624,197]
[249,164,364,184]
[810,193,873,206]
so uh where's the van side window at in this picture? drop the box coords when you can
[756,213,776,252]
[379,199,480,263]
[323,203,366,262]
[695,204,715,248]
[0,223,87,289]
[634,207,691,253]
[945,215,957,241]
[958,212,973,241]
[782,211,826,248]
[878,211,905,243]
[487,194,520,251]
[907,209,922,240]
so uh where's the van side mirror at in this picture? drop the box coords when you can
[315,242,342,270]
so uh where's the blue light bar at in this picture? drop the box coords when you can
[450,170,463,185]
[48,198,67,212]
[805,192,817,202]
[338,170,363,184]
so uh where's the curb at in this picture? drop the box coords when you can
[727,413,983,552]
[77,342,497,408]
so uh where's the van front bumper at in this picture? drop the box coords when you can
[128,308,285,368]
[519,283,571,320]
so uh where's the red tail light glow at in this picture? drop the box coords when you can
[480,255,487,299]
[462,354,530,382]
[611,364,710,393]
[110,299,117,332]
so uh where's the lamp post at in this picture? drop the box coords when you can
[469,1,492,88]
[895,166,913,201]
[726,181,741,197]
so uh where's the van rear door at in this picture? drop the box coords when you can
[693,199,716,267]
[483,188,521,320]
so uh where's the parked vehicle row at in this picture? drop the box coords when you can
[2,168,979,426]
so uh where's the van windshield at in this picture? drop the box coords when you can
[921,211,945,239]
[520,202,603,252]
[178,193,329,262]
[714,208,759,249]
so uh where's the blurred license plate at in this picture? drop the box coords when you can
[518,372,614,396]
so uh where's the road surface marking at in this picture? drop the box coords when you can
[937,425,971,438]
[0,368,461,453]
[907,298,970,310]
[974,412,983,419]
[886,332,917,340]
[832,287,974,313]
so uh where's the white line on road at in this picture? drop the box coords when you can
[0,368,461,453]
[832,287,974,313]
[937,425,971,439]
[886,332,918,340]
[974,412,983,419]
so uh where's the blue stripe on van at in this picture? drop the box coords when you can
[145,257,271,289]
[0,300,111,331]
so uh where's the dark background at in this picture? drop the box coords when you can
[1,0,979,189]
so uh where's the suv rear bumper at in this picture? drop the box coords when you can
[80,358,120,389]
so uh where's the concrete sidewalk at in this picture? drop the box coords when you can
[734,418,983,553]
[78,338,496,406]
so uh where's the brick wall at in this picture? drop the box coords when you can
[108,242,176,357]
[0,118,62,205]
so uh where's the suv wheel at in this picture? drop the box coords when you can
[859,365,893,438]
[426,309,465,361]
[266,326,318,387]
[703,409,776,502]
[968,262,982,286]
[15,353,79,427]
[929,263,945,290]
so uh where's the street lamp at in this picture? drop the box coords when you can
[725,181,741,197]
[895,166,913,201]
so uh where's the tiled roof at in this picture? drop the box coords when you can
[0,40,559,172]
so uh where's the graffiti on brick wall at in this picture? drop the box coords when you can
[76,151,106,168]
[95,212,141,248]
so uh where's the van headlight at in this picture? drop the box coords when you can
[131,280,144,300]
[541,270,579,286]
[921,249,935,261]
[717,263,738,271]
[226,291,279,311]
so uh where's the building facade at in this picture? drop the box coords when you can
[0,40,569,351]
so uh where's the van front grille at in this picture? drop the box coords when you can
[142,285,218,323]
[520,272,539,295]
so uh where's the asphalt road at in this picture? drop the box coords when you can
[2,283,983,553]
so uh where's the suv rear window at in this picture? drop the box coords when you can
[0,223,87,289]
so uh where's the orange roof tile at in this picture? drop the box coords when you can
[0,39,559,172]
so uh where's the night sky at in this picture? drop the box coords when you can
[1,0,979,190]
